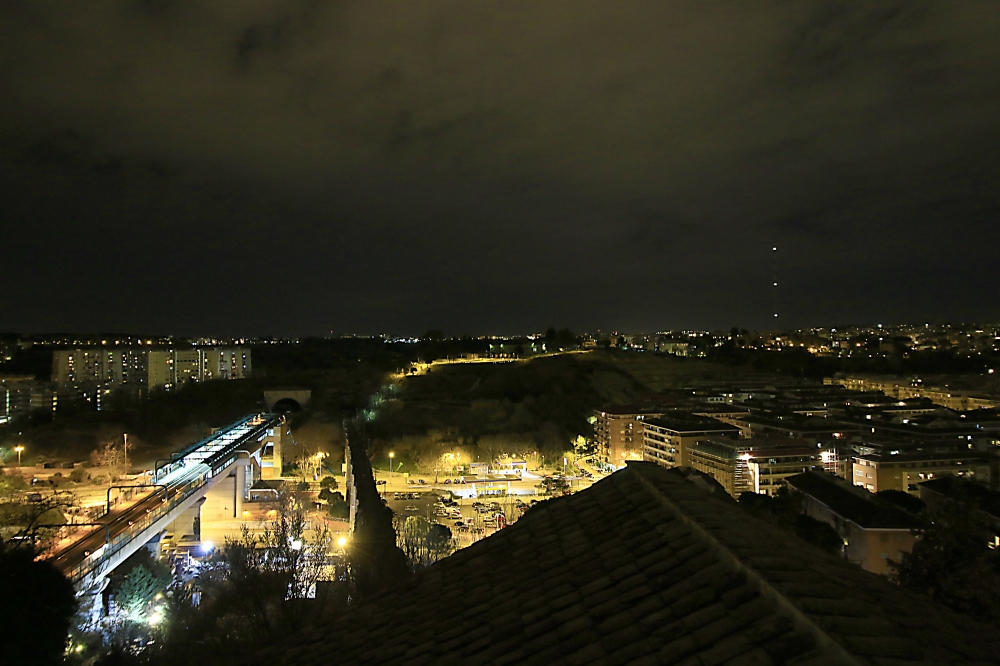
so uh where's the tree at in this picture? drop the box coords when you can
[875,489,926,514]
[200,492,337,641]
[115,564,168,620]
[545,327,578,350]
[319,476,338,491]
[0,539,77,666]
[891,501,1000,623]
[426,523,453,560]
[327,499,350,519]
[477,436,509,469]
[295,452,326,483]
[396,516,455,568]
[90,438,128,485]
[318,488,342,503]
[541,477,570,495]
[738,489,842,556]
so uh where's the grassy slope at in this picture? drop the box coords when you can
[587,350,755,391]
[365,350,754,470]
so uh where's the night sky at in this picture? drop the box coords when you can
[2,1,999,337]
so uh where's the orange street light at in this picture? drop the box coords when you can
[14,445,24,467]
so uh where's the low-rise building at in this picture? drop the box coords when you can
[853,451,997,495]
[919,476,1000,538]
[787,471,922,575]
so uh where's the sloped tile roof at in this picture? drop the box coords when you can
[260,463,998,665]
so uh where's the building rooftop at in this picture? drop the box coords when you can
[741,412,856,435]
[693,438,822,461]
[258,463,998,665]
[597,403,667,416]
[856,451,994,464]
[786,471,925,530]
[920,476,1000,521]
[644,414,740,434]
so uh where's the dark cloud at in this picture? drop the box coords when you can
[1,0,998,335]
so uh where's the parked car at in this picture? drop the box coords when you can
[405,505,418,512]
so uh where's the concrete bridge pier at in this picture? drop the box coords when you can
[167,498,206,543]
[203,458,255,521]
[236,461,246,518]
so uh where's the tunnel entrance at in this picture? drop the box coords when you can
[272,397,302,413]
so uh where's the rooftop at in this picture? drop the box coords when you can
[597,403,667,416]
[920,476,1000,521]
[258,463,998,665]
[786,471,925,530]
[857,451,994,464]
[644,414,740,434]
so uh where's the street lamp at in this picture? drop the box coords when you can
[389,452,395,479]
[14,445,24,467]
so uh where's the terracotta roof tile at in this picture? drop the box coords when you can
[252,463,1000,665]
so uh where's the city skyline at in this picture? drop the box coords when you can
[5,4,1000,662]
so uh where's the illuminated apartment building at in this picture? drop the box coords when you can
[200,347,252,381]
[594,405,665,469]
[641,414,740,470]
[173,349,202,386]
[852,451,996,495]
[54,347,251,395]
[52,348,146,391]
[687,438,828,498]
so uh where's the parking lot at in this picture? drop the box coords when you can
[385,489,438,520]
